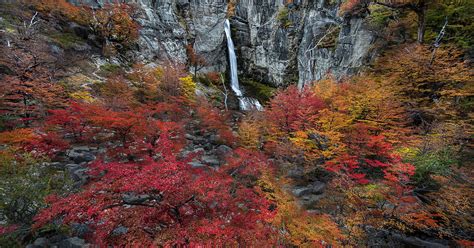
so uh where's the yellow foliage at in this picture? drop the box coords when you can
[238,119,261,149]
[179,75,196,100]
[69,91,95,103]
[317,109,352,132]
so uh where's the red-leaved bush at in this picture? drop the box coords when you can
[34,138,277,246]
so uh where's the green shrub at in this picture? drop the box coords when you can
[277,7,292,28]
[425,0,474,50]
[0,150,71,225]
[240,78,276,102]
[406,148,458,187]
[99,63,122,77]
[49,32,86,49]
[0,232,22,248]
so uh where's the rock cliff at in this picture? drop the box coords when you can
[74,0,375,87]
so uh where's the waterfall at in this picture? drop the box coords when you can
[224,19,263,111]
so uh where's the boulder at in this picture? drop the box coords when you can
[112,226,129,236]
[310,181,326,194]
[301,194,324,208]
[67,147,96,164]
[48,234,68,244]
[201,155,220,167]
[70,168,89,182]
[58,237,88,248]
[122,193,149,204]
[209,134,220,144]
[188,161,206,168]
[291,181,326,199]
[216,145,232,157]
[185,134,196,140]
[65,164,82,174]
[287,167,305,180]
[33,238,50,248]
[71,223,90,237]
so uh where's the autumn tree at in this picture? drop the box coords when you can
[258,170,345,246]
[372,44,472,126]
[98,76,137,110]
[195,98,235,145]
[89,3,140,54]
[0,8,69,129]
[186,44,207,78]
[266,85,325,136]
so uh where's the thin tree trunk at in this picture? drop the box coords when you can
[416,7,426,44]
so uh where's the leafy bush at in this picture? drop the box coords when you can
[240,78,276,102]
[179,75,196,100]
[405,148,458,186]
[30,0,140,53]
[277,7,292,28]
[49,32,86,49]
[99,63,123,76]
[0,150,71,225]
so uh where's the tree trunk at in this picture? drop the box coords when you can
[416,7,427,44]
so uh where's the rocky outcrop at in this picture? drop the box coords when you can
[73,0,375,87]
[27,236,90,248]
[232,0,375,87]
[130,0,229,72]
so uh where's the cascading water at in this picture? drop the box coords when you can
[224,19,263,111]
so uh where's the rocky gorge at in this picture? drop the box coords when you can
[2,0,471,246]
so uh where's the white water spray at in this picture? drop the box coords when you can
[224,19,263,111]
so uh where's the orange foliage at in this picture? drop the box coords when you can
[29,0,140,52]
[373,44,473,125]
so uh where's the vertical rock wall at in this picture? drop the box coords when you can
[72,0,375,87]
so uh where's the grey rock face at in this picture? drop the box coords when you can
[126,0,229,72]
[233,0,374,87]
[74,0,374,87]
[297,13,374,87]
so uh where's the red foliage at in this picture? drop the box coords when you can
[45,101,186,160]
[195,98,235,145]
[266,85,325,135]
[34,140,276,246]
[205,71,221,83]
[26,131,69,157]
[0,224,18,236]
[326,124,415,185]
[46,102,92,141]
